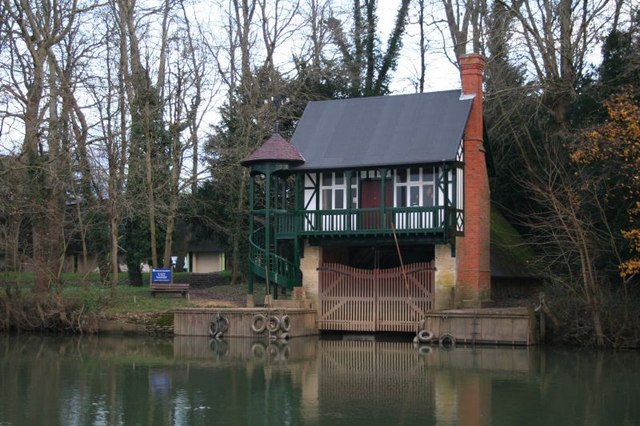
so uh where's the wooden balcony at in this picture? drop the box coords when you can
[274,206,462,240]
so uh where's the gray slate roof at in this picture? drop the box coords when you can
[291,90,473,170]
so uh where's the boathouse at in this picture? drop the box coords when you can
[241,54,491,333]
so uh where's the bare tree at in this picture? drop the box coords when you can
[201,0,305,284]
[305,0,333,70]
[259,0,301,71]
[0,156,24,273]
[114,0,171,272]
[498,0,613,122]
[0,0,85,292]
[89,4,131,294]
[522,143,609,347]
[416,0,428,92]
[440,0,486,60]
[161,4,207,268]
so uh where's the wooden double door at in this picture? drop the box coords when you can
[318,261,434,332]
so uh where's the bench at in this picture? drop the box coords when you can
[150,283,190,297]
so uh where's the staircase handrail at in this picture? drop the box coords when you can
[249,227,302,290]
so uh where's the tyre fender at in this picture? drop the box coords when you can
[251,314,267,334]
[439,333,456,348]
[417,329,434,343]
[217,316,229,333]
[208,321,218,337]
[280,315,291,332]
[266,315,280,333]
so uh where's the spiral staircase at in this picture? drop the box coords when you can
[240,132,306,295]
[249,225,302,291]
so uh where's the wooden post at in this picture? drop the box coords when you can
[380,168,388,229]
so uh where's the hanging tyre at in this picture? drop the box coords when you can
[439,333,456,348]
[280,315,291,332]
[417,330,434,343]
[216,316,229,333]
[251,314,267,334]
[266,315,280,333]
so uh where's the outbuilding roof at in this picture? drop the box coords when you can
[290,90,473,170]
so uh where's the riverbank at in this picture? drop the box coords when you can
[0,272,267,334]
[98,283,271,335]
[3,272,639,348]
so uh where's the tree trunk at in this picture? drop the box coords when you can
[173,226,192,273]
[231,235,240,285]
[110,212,120,297]
[23,49,48,293]
[144,111,159,268]
[162,173,179,268]
[6,214,22,272]
[418,0,426,92]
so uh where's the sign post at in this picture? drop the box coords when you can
[151,268,173,285]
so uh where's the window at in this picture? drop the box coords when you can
[350,175,358,208]
[394,167,435,207]
[423,185,434,206]
[319,172,357,209]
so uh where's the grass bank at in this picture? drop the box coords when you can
[0,271,268,332]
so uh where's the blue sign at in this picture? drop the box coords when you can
[151,268,172,283]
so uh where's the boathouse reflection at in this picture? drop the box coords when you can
[172,336,531,425]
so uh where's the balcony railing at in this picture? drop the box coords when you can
[274,206,461,239]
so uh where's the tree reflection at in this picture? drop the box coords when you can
[1,335,639,425]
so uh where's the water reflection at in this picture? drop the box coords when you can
[1,334,639,425]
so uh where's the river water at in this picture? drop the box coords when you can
[0,334,639,425]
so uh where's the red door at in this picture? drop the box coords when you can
[361,179,392,229]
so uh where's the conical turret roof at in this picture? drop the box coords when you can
[241,133,305,166]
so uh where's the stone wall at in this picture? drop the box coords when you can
[299,241,321,308]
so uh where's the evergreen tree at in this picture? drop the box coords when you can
[326,0,411,97]
[123,69,170,285]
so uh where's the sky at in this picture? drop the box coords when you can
[257,0,463,95]
[377,1,461,93]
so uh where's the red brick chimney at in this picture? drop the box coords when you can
[456,54,491,307]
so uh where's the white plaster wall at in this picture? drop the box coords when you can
[192,252,225,273]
